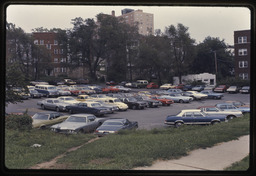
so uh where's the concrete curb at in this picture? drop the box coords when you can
[134,135,249,170]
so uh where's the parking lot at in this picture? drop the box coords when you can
[5,89,250,130]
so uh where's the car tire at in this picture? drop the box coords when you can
[175,122,183,128]
[41,105,45,110]
[179,99,184,103]
[227,115,235,120]
[56,107,60,112]
[211,121,220,125]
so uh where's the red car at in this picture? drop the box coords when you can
[146,82,159,89]
[214,85,228,93]
[102,86,119,93]
[173,84,184,90]
[150,95,174,106]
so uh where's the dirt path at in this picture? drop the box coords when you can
[29,137,99,169]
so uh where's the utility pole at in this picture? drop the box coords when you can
[214,51,218,74]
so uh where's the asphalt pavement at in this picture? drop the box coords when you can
[134,135,250,171]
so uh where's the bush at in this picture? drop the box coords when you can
[5,113,32,131]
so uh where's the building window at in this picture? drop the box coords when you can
[54,67,59,73]
[40,40,44,45]
[54,58,58,63]
[54,40,58,45]
[46,44,51,49]
[54,49,58,54]
[239,61,248,68]
[59,49,64,54]
[60,58,66,63]
[238,49,247,56]
[34,40,38,45]
[238,36,247,44]
[239,73,248,80]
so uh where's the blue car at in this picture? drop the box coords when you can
[201,90,224,99]
[164,109,228,127]
[215,103,250,114]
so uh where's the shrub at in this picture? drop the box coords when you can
[5,113,32,131]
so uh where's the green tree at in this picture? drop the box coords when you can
[165,23,196,84]
[191,36,234,79]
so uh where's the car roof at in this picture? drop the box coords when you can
[70,114,94,117]
[104,118,127,123]
[197,106,216,109]
[181,109,201,112]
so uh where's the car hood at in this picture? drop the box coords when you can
[51,121,86,130]
[96,125,123,132]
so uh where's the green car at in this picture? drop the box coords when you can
[32,112,68,129]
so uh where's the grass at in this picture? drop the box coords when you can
[57,115,250,170]
[4,115,250,170]
[224,155,250,171]
[5,129,96,169]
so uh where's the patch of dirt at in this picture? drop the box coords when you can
[29,137,99,169]
[89,158,113,165]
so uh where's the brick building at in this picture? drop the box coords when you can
[234,30,251,80]
[32,32,68,76]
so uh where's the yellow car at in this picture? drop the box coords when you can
[32,112,68,129]
[77,95,93,101]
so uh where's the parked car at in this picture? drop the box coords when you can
[146,82,159,89]
[12,87,30,100]
[160,93,193,103]
[150,95,174,106]
[182,85,193,91]
[64,79,76,85]
[57,88,72,96]
[57,96,80,104]
[106,81,117,85]
[76,78,89,84]
[226,86,240,93]
[77,95,93,101]
[197,106,243,120]
[131,80,149,88]
[213,85,228,93]
[104,98,129,111]
[240,86,250,94]
[164,109,228,127]
[200,90,224,99]
[215,103,250,114]
[120,97,147,110]
[90,94,110,101]
[191,85,205,92]
[95,118,138,137]
[29,89,42,98]
[102,86,119,93]
[66,102,111,116]
[225,101,250,108]
[134,96,162,108]
[172,84,184,90]
[182,91,208,100]
[113,85,131,92]
[77,87,96,95]
[90,100,119,112]
[165,89,183,94]
[32,112,68,129]
[159,84,173,90]
[37,98,70,112]
[35,85,59,97]
[51,114,107,134]
[84,101,114,114]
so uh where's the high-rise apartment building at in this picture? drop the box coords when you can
[234,30,250,80]
[118,9,154,36]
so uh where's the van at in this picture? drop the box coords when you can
[133,80,148,88]
[35,85,59,97]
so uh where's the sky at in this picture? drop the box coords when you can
[6,5,251,45]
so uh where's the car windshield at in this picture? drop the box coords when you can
[91,103,101,107]
[32,113,49,120]
[242,86,249,89]
[127,97,136,101]
[48,87,56,90]
[66,116,86,122]
[218,85,225,88]
[64,97,75,101]
[103,121,123,126]
[30,90,38,93]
